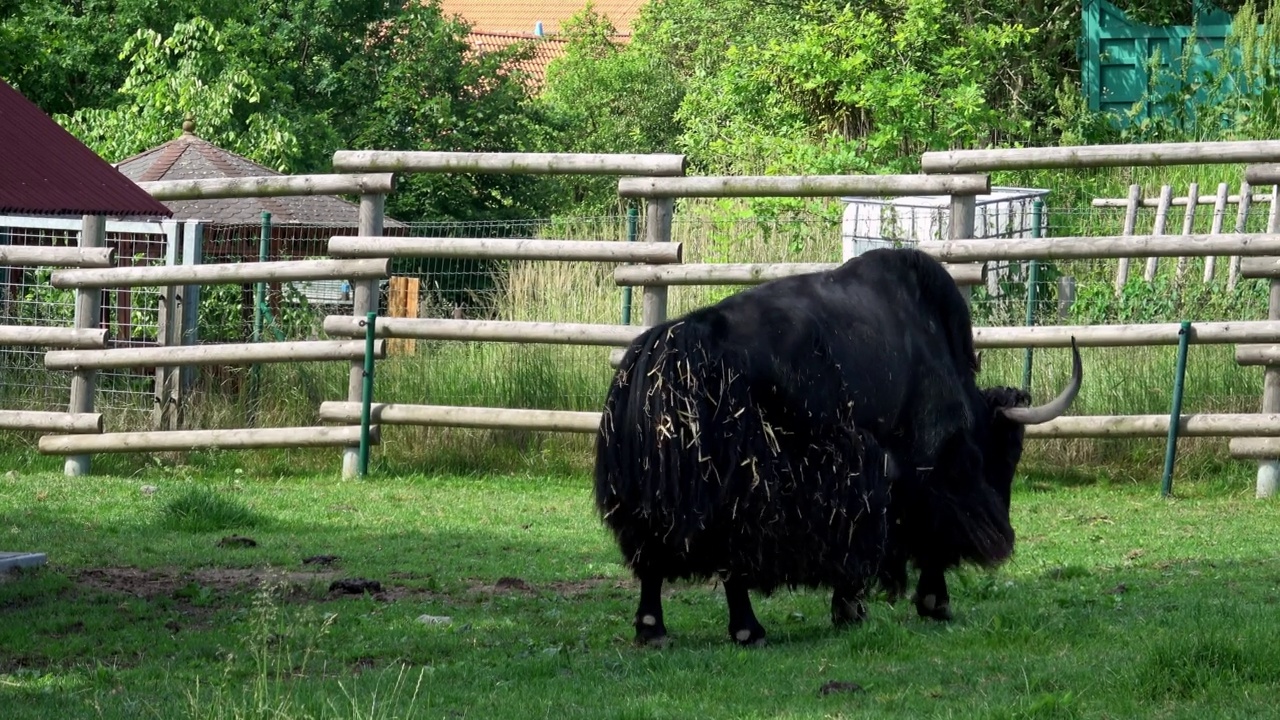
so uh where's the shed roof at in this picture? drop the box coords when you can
[0,78,173,218]
[113,122,404,227]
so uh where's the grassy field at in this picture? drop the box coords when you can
[1,461,1277,719]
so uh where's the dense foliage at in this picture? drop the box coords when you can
[3,0,1278,222]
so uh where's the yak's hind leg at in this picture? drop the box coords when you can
[634,572,669,646]
[912,567,954,621]
[830,582,869,627]
[723,578,767,647]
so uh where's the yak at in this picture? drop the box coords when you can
[594,247,1082,647]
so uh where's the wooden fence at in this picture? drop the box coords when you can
[14,146,1280,498]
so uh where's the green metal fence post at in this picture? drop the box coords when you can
[1022,200,1044,393]
[1161,320,1193,497]
[249,212,270,423]
[359,311,377,477]
[622,204,638,325]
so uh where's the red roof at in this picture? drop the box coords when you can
[467,32,572,88]
[0,78,172,218]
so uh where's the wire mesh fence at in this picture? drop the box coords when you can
[0,217,171,429]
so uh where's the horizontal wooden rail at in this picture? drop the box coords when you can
[975,321,1280,348]
[922,140,1280,173]
[319,402,601,433]
[916,234,1280,262]
[45,340,384,371]
[1230,438,1280,459]
[1025,413,1280,438]
[332,151,688,176]
[0,246,115,268]
[617,174,990,198]
[327,237,682,264]
[1245,163,1280,185]
[136,173,395,200]
[1092,193,1273,208]
[607,321,1280,368]
[38,425,380,455]
[1238,257,1280,278]
[51,258,390,289]
[0,326,109,349]
[324,317,645,346]
[1236,345,1280,366]
[614,262,985,287]
[0,410,104,434]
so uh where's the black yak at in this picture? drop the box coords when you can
[594,247,1082,646]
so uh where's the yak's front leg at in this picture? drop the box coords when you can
[912,566,953,621]
[634,571,669,646]
[723,577,767,646]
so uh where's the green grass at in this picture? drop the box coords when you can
[2,463,1278,719]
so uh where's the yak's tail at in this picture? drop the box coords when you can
[594,316,748,553]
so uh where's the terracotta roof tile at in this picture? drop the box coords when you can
[437,0,645,35]
[467,32,572,88]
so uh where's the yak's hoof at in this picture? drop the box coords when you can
[635,614,669,647]
[831,601,867,627]
[731,626,767,647]
[912,593,954,622]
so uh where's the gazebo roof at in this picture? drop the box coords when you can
[114,121,404,227]
[0,79,172,218]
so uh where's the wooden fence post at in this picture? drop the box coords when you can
[342,193,385,478]
[641,197,674,325]
[1258,184,1280,499]
[65,214,105,476]
[949,193,977,307]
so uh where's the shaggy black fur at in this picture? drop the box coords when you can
[595,312,899,646]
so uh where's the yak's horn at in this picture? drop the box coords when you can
[1000,337,1083,425]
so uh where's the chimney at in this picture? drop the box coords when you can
[534,21,544,36]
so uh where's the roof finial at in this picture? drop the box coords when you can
[182,114,195,135]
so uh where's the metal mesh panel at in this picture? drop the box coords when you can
[0,217,171,426]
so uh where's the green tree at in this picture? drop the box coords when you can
[351,1,561,222]
[538,4,684,211]
[54,16,306,171]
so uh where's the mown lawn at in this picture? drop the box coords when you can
[1,460,1277,719]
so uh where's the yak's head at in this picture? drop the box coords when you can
[978,338,1083,508]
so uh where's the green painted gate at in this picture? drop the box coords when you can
[1081,0,1236,124]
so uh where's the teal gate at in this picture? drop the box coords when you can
[1081,0,1236,125]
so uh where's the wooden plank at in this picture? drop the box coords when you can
[916,233,1280,262]
[0,326,108,348]
[51,258,390,289]
[0,410,104,434]
[323,316,647,346]
[319,402,601,433]
[616,174,990,198]
[613,262,985,287]
[136,173,395,200]
[332,151,688,176]
[0,245,115,268]
[46,340,384,371]
[327,237,683,264]
[386,277,418,355]
[39,425,380,455]
[922,140,1280,173]
[1025,413,1280,438]
[1231,438,1280,459]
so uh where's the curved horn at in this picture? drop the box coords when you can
[1000,337,1083,425]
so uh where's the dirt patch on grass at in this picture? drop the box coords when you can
[465,574,635,599]
[73,566,340,599]
[70,566,441,606]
